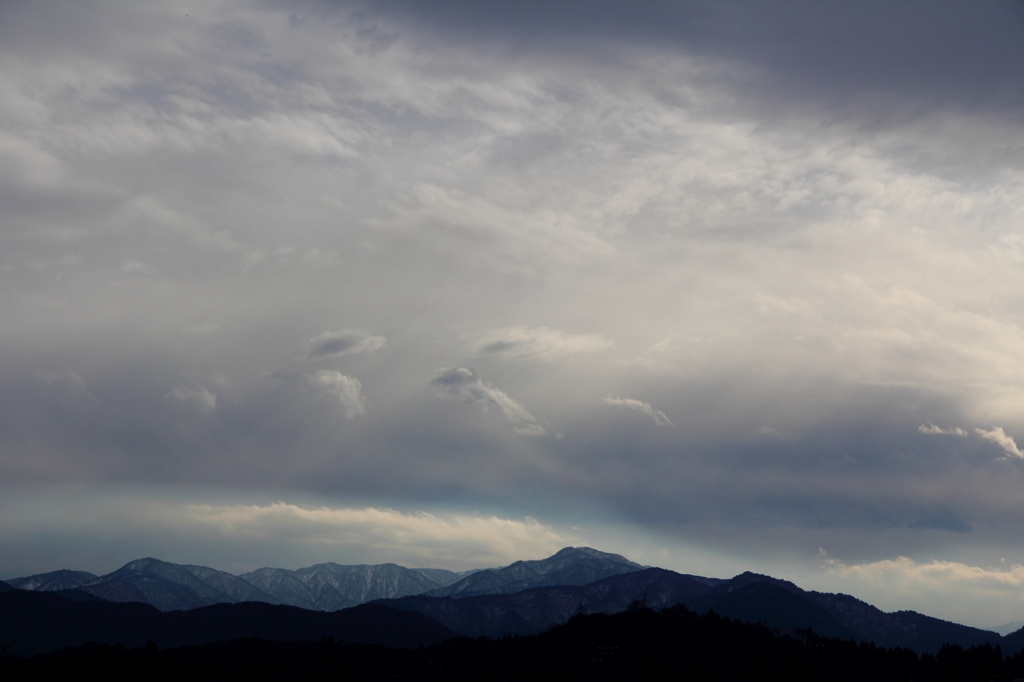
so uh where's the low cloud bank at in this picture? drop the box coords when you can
[816,550,1024,627]
[186,502,565,570]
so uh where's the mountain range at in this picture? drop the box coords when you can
[374,566,1003,653]
[8,556,477,612]
[6,546,629,613]
[4,546,1020,656]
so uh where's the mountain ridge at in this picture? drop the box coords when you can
[423,546,645,598]
[6,546,1012,654]
[8,546,637,613]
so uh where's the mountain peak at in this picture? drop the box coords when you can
[728,571,801,593]
[424,545,645,598]
[120,557,169,571]
[553,546,628,560]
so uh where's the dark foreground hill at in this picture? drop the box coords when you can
[684,572,1001,653]
[0,589,456,657]
[5,549,1008,655]
[6,604,1019,682]
[377,567,1004,654]
[377,567,718,637]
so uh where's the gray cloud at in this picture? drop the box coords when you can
[165,386,217,413]
[472,326,612,360]
[431,368,547,436]
[1,0,1024,626]
[975,427,1023,459]
[309,370,367,418]
[302,330,387,360]
[918,423,967,437]
[604,396,673,428]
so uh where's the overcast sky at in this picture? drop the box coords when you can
[2,0,1024,628]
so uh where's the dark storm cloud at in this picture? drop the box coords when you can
[370,1,1024,114]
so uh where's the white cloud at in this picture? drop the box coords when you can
[810,551,1024,627]
[918,423,967,437]
[975,426,1023,459]
[165,386,217,412]
[185,502,565,569]
[828,556,1024,590]
[431,368,547,436]
[302,329,386,360]
[309,370,367,418]
[472,326,612,360]
[604,396,673,427]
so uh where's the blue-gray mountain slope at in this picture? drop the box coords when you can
[7,569,97,592]
[425,546,644,598]
[240,562,466,611]
[77,558,279,611]
[11,557,472,612]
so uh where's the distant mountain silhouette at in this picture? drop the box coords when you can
[76,558,279,611]
[7,569,97,591]
[378,567,715,637]
[805,590,1002,652]
[424,546,644,598]
[0,588,456,657]
[241,562,464,611]
[1000,625,1024,649]
[990,620,1024,636]
[381,566,1004,654]
[667,570,1001,653]
[12,557,472,612]
[0,580,14,593]
[697,582,855,639]
[7,547,628,612]
[5,548,1011,654]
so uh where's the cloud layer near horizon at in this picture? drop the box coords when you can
[1,0,1024,626]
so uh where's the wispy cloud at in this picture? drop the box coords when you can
[975,427,1023,459]
[821,552,1024,598]
[186,502,565,569]
[812,550,1024,626]
[302,330,386,360]
[472,326,612,360]
[431,368,547,436]
[604,396,673,428]
[918,423,967,437]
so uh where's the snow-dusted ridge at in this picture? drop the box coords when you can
[8,547,628,612]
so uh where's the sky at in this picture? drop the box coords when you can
[2,0,1024,628]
